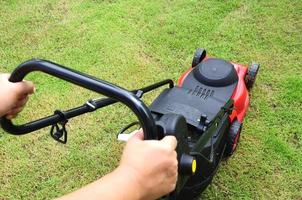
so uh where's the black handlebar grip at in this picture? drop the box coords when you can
[0,59,158,140]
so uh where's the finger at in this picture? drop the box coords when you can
[15,80,35,95]
[0,73,10,80]
[170,176,178,191]
[15,96,29,107]
[19,93,31,100]
[167,167,178,178]
[6,114,17,119]
[160,136,177,150]
[130,129,144,140]
[6,106,23,116]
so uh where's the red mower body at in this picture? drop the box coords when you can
[178,57,250,124]
[169,49,259,199]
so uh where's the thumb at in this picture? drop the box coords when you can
[130,129,144,141]
[160,136,177,150]
[14,80,35,95]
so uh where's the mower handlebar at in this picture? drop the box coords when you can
[0,59,158,140]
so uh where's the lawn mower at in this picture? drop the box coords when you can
[0,48,259,200]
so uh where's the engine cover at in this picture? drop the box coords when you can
[150,58,238,128]
[193,58,238,87]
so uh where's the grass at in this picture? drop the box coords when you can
[0,0,301,199]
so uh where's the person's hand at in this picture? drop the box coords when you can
[0,73,35,119]
[56,130,178,200]
[118,130,178,200]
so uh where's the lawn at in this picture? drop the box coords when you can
[0,0,301,199]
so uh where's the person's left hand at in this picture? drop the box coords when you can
[0,73,35,119]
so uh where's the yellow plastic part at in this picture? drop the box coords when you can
[192,159,197,174]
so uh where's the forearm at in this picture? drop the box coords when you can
[56,166,141,200]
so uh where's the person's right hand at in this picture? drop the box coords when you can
[118,130,178,200]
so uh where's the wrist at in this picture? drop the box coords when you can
[114,165,143,200]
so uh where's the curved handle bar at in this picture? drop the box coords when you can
[0,59,158,140]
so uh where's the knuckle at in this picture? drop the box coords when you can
[173,160,178,168]
[169,182,177,191]
[160,146,171,155]
[173,151,177,158]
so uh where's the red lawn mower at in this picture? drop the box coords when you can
[0,48,259,199]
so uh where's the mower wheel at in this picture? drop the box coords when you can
[176,177,213,200]
[225,120,242,157]
[192,48,207,68]
[245,62,260,90]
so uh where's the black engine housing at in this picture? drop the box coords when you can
[150,58,239,199]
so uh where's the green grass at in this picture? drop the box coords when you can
[0,0,301,199]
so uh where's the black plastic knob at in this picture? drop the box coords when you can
[179,154,197,175]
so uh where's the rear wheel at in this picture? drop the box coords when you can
[192,48,207,68]
[245,62,260,90]
[225,120,242,157]
[176,177,213,200]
